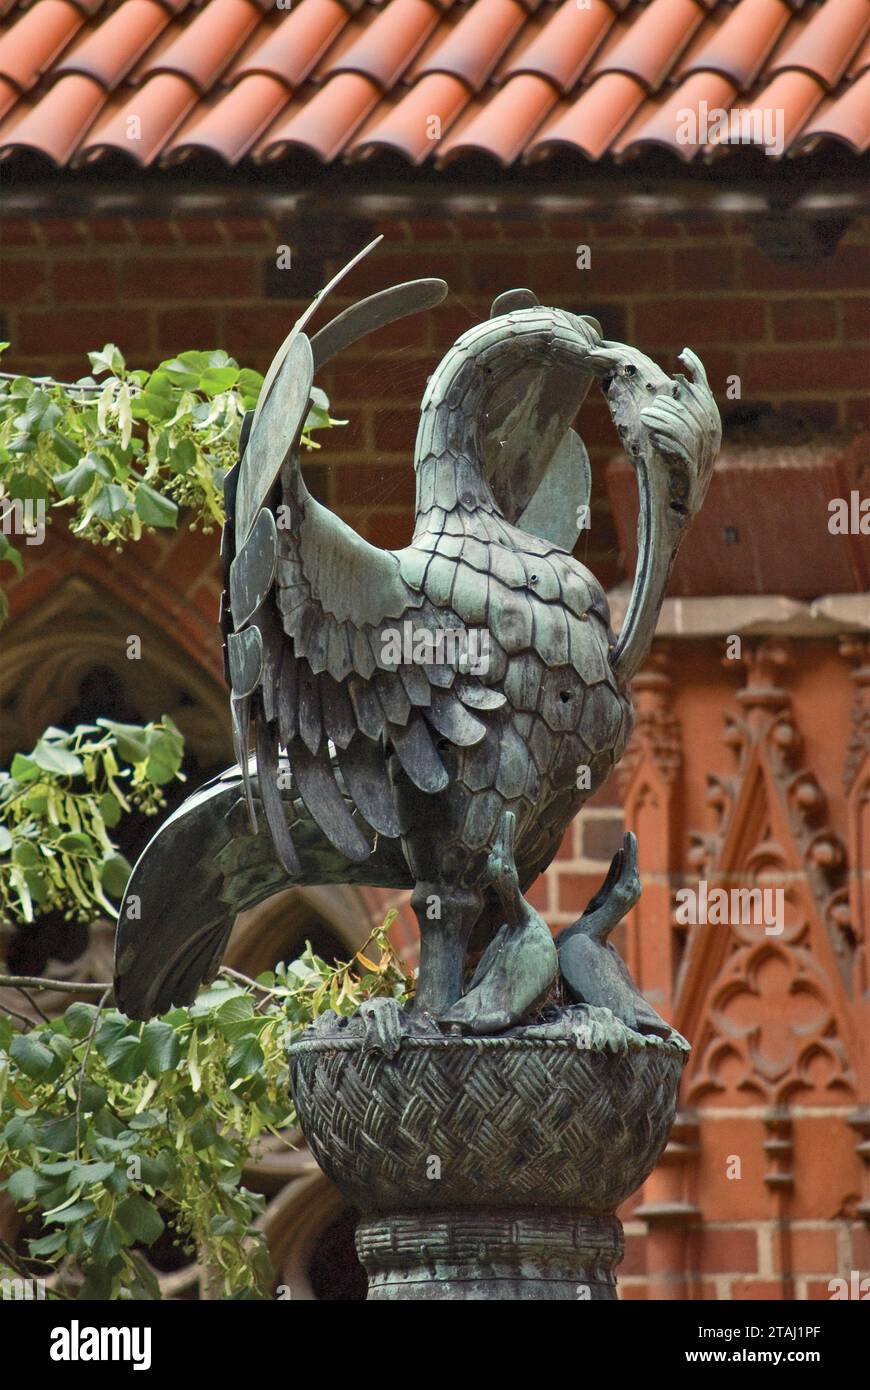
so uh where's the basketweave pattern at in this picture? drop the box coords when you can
[290,1037,685,1212]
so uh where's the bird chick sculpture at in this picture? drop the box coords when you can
[114,240,720,1035]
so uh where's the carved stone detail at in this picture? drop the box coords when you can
[680,639,856,1106]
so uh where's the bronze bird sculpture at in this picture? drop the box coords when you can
[114,242,720,1033]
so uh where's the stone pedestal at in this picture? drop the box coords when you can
[288,1009,688,1301]
[356,1209,623,1300]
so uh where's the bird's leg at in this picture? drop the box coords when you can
[564,831,641,944]
[485,809,523,928]
[411,882,483,1016]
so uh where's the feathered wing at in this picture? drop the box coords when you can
[223,355,503,875]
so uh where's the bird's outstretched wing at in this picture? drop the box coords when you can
[220,257,501,873]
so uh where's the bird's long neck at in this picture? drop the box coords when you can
[412,309,599,536]
[412,324,502,531]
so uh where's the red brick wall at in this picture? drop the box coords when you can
[3,210,868,593]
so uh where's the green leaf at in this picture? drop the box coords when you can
[55,831,98,855]
[168,438,196,474]
[9,753,38,783]
[28,1231,67,1258]
[70,1160,116,1187]
[227,1036,264,1080]
[83,1216,125,1259]
[40,1116,77,1151]
[198,365,239,397]
[215,994,256,1027]
[96,719,149,763]
[89,483,132,520]
[6,1167,39,1203]
[46,1200,96,1226]
[140,1020,181,1076]
[9,1033,63,1082]
[8,472,51,501]
[64,1002,99,1039]
[11,840,40,867]
[99,791,122,827]
[30,739,84,777]
[104,1036,144,1082]
[100,852,132,898]
[54,461,100,499]
[116,1193,165,1245]
[0,825,12,854]
[134,482,178,529]
[88,344,125,377]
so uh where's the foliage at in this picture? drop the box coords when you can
[0,720,184,927]
[0,342,343,621]
[0,923,413,1299]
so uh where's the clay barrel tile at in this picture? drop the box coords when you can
[679,0,793,89]
[347,71,468,161]
[254,70,379,161]
[437,71,558,163]
[76,71,198,163]
[526,70,646,160]
[0,75,17,121]
[0,72,104,162]
[790,65,870,149]
[767,0,870,88]
[321,0,442,88]
[164,71,288,161]
[54,0,172,89]
[414,0,527,92]
[613,70,738,159]
[228,0,350,86]
[136,0,262,90]
[498,0,616,92]
[847,28,870,72]
[708,68,825,153]
[0,0,84,90]
[590,0,707,91]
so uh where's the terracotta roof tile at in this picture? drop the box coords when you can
[0,71,104,161]
[415,0,527,90]
[680,0,792,90]
[527,70,646,158]
[614,70,739,158]
[768,0,870,88]
[257,71,379,160]
[438,71,557,161]
[498,0,615,91]
[0,0,867,167]
[323,0,441,87]
[228,0,349,86]
[590,0,707,91]
[708,66,825,148]
[791,64,870,146]
[77,70,198,162]
[848,28,870,71]
[54,0,170,89]
[136,0,261,90]
[166,70,288,160]
[0,73,16,117]
[348,70,468,159]
[0,0,83,90]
